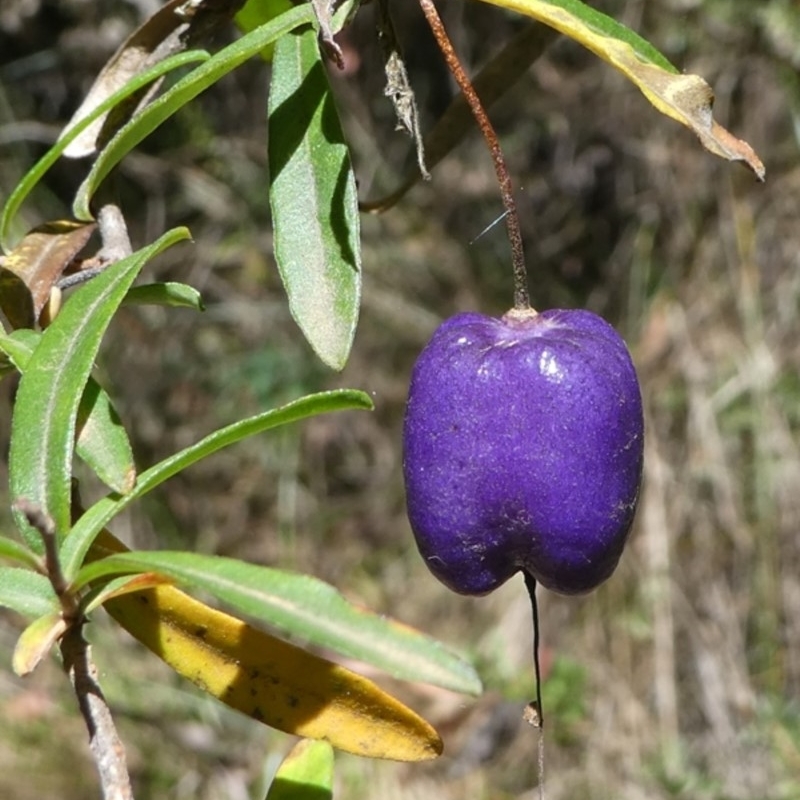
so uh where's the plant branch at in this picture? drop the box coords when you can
[16,499,134,798]
[418,0,530,311]
[15,499,79,620]
[61,622,134,800]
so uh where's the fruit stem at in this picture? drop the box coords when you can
[524,570,546,800]
[418,0,531,311]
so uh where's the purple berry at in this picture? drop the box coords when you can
[402,308,644,596]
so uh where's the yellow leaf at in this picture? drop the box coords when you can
[479,0,765,179]
[13,612,67,676]
[91,530,442,761]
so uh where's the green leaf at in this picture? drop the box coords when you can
[123,281,204,311]
[13,613,67,676]
[74,550,482,695]
[73,5,315,221]
[0,536,41,570]
[62,389,373,579]
[265,740,334,800]
[478,0,764,178]
[8,228,190,552]
[235,0,295,61]
[0,50,208,252]
[0,329,136,495]
[268,26,361,370]
[76,379,137,494]
[0,568,58,618]
[0,328,39,368]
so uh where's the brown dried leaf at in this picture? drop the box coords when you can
[0,221,96,329]
[362,22,557,212]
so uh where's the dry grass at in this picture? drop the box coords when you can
[1,0,799,798]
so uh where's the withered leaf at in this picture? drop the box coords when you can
[0,221,96,329]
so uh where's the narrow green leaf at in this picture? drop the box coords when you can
[73,5,315,221]
[0,568,58,618]
[0,328,39,367]
[13,613,67,676]
[0,329,136,495]
[235,0,295,61]
[9,228,190,552]
[74,550,482,695]
[0,536,41,570]
[62,389,373,579]
[265,740,334,800]
[76,380,137,494]
[123,281,204,310]
[0,50,208,252]
[268,26,361,370]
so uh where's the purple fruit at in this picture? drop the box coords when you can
[402,308,644,596]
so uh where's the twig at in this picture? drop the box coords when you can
[15,500,134,799]
[418,0,530,311]
[61,623,134,800]
[58,204,133,291]
[15,500,78,620]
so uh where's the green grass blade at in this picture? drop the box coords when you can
[9,228,190,553]
[73,5,315,221]
[62,389,373,579]
[268,26,361,370]
[0,50,208,252]
[74,550,483,695]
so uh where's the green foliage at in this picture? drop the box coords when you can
[265,740,334,800]
[8,229,189,551]
[0,0,776,795]
[268,25,361,370]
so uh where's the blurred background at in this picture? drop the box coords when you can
[1,0,798,798]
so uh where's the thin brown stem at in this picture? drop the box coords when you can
[61,623,134,800]
[418,0,530,311]
[15,499,79,620]
[16,499,133,798]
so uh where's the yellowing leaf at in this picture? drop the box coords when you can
[93,530,442,761]
[479,0,765,179]
[13,612,67,676]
